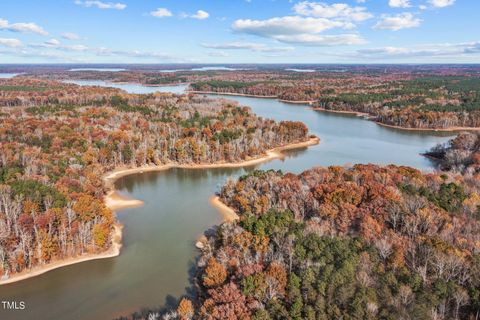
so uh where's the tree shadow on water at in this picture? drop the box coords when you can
[113,233,213,320]
[113,294,179,320]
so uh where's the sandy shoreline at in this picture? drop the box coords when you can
[0,224,123,286]
[209,196,239,222]
[104,190,144,211]
[195,196,240,250]
[196,196,239,249]
[103,136,318,253]
[1,137,319,285]
[103,136,319,185]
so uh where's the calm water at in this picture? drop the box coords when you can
[0,73,20,79]
[69,68,127,72]
[190,67,250,71]
[64,80,188,94]
[285,68,316,72]
[0,84,455,320]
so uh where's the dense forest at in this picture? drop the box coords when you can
[426,132,480,174]
[0,78,309,278]
[10,65,480,130]
[172,165,480,320]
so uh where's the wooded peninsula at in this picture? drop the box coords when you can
[0,77,311,282]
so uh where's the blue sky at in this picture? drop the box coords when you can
[0,0,479,64]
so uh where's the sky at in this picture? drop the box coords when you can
[0,0,479,64]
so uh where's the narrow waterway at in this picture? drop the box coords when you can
[0,83,455,320]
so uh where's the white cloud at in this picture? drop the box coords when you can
[428,0,455,8]
[64,44,89,51]
[190,10,210,20]
[207,51,230,57]
[0,38,22,48]
[0,49,86,62]
[275,33,366,46]
[388,0,411,8]
[373,13,421,31]
[45,38,61,46]
[27,41,178,59]
[357,46,433,57]
[232,1,370,47]
[293,2,373,22]
[201,42,294,52]
[0,43,195,63]
[463,42,480,54]
[93,48,196,61]
[350,42,480,59]
[61,32,82,40]
[150,8,172,18]
[182,10,210,20]
[30,39,89,52]
[232,16,365,46]
[0,18,48,35]
[74,1,126,10]
[233,16,350,37]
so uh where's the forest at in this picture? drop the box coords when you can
[191,75,480,130]
[426,132,480,174]
[0,78,310,278]
[11,65,480,130]
[169,165,480,320]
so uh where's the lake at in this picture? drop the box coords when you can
[0,83,455,320]
[0,73,21,79]
[64,80,189,95]
[68,68,127,72]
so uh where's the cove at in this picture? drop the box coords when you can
[0,84,455,320]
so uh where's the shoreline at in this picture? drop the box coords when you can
[189,90,477,133]
[279,99,316,105]
[104,190,145,211]
[142,82,189,87]
[312,107,370,118]
[112,81,189,88]
[374,121,480,133]
[209,196,239,222]
[189,90,316,105]
[103,136,320,187]
[1,137,319,286]
[188,90,278,99]
[0,224,123,286]
[196,196,239,249]
[313,107,479,133]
